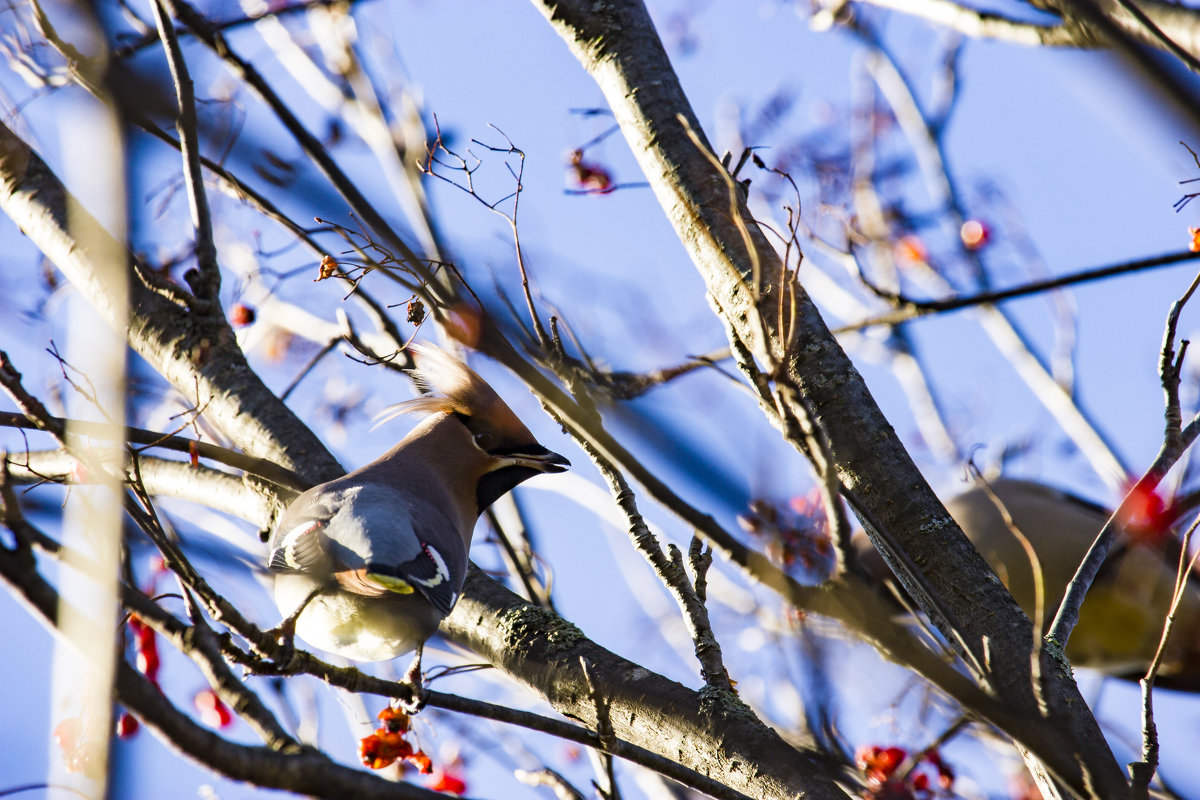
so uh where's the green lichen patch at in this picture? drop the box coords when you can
[498,604,585,653]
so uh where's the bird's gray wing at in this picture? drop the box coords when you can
[340,484,466,615]
[269,483,464,614]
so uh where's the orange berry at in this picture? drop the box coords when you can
[895,235,928,264]
[960,219,990,250]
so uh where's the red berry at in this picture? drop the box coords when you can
[378,706,411,733]
[115,712,139,738]
[359,730,414,770]
[194,689,233,728]
[429,770,466,794]
[229,303,256,327]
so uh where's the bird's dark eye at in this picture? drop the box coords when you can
[473,431,496,450]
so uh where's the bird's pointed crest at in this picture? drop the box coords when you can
[372,343,523,432]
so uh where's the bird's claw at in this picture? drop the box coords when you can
[258,616,299,673]
[391,685,426,715]
[393,644,428,713]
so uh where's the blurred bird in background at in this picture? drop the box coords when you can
[854,478,1200,690]
[267,344,569,686]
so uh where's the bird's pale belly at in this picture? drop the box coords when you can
[275,574,439,662]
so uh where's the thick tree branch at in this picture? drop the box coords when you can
[530,1,1125,795]
[0,411,307,493]
[3,447,276,525]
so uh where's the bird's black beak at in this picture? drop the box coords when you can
[477,445,571,513]
[510,445,570,474]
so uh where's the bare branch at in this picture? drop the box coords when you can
[832,250,1200,334]
[149,0,220,301]
[583,441,736,694]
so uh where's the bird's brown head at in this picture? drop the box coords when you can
[376,343,570,512]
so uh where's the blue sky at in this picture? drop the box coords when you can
[3,0,1200,797]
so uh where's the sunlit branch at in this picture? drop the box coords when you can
[0,411,307,493]
[845,0,1082,46]
[4,448,275,525]
[851,0,1200,64]
[515,768,586,799]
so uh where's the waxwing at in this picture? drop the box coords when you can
[268,344,569,663]
[854,479,1200,689]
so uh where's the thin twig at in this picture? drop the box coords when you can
[418,121,550,347]
[1133,515,1200,795]
[1048,269,1200,650]
[580,440,735,694]
[832,250,1200,333]
[580,657,621,800]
